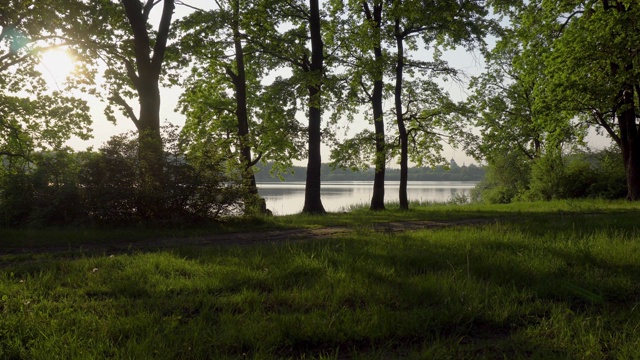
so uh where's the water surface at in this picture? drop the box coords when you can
[257,181,476,215]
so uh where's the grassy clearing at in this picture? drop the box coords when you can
[3,198,639,250]
[1,200,640,358]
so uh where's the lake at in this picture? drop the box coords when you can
[257,181,477,215]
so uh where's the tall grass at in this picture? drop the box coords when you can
[1,200,640,358]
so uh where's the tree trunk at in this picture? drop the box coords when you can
[365,2,386,211]
[135,83,164,218]
[617,84,640,200]
[370,81,386,211]
[302,0,326,214]
[394,19,409,210]
[121,0,175,219]
[610,58,640,201]
[229,0,263,213]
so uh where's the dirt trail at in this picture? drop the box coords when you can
[2,218,492,257]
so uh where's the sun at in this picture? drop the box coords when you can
[38,48,77,87]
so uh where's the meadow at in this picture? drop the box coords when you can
[1,200,640,359]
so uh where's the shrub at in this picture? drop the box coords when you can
[77,135,141,223]
[588,146,626,199]
[0,149,86,227]
[527,152,592,200]
[0,126,246,227]
[473,146,627,204]
[471,151,531,203]
[0,164,33,226]
[78,126,245,225]
[527,149,625,201]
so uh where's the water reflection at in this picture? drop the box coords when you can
[257,181,477,215]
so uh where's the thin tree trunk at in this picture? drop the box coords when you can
[394,19,409,210]
[302,0,326,214]
[364,1,386,211]
[229,0,262,212]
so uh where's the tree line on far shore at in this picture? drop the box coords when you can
[254,161,485,182]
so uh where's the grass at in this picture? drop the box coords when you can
[2,199,640,358]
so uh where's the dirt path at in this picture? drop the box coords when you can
[2,218,492,257]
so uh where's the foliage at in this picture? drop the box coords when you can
[79,126,245,224]
[0,0,92,159]
[487,0,640,199]
[0,127,246,227]
[172,5,306,180]
[0,149,86,227]
[588,146,627,199]
[473,148,627,203]
[402,80,475,167]
[527,151,585,201]
[466,3,585,165]
[471,150,531,204]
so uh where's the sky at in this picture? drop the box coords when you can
[37,0,611,169]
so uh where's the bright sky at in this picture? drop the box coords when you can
[38,48,77,87]
[37,1,610,169]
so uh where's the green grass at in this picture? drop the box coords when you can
[2,199,640,358]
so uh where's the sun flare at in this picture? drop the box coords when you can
[39,48,77,86]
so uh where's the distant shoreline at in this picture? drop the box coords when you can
[254,163,486,183]
[256,180,480,183]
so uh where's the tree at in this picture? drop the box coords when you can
[172,0,305,213]
[302,0,327,214]
[326,0,391,211]
[512,0,640,200]
[68,0,177,217]
[353,0,389,211]
[330,0,488,211]
[465,11,583,166]
[0,0,91,160]
[247,0,336,214]
[390,0,489,210]
[401,78,473,170]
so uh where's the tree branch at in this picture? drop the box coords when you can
[249,151,263,167]
[109,93,140,128]
[225,65,238,82]
[359,78,372,101]
[151,0,175,76]
[0,150,27,158]
[175,0,205,12]
[143,0,162,21]
[558,10,584,34]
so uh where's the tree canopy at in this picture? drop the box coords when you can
[2,0,637,226]
[0,0,91,160]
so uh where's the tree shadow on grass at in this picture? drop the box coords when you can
[4,207,640,358]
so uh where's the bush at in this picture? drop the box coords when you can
[0,165,33,226]
[473,147,627,204]
[77,135,141,223]
[588,146,626,199]
[0,149,86,227]
[78,126,245,225]
[527,149,626,201]
[471,151,531,203]
[472,147,627,203]
[0,126,246,227]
